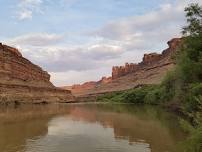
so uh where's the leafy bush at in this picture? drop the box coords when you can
[161,71,177,101]
[98,86,163,104]
[97,92,124,103]
[184,125,202,152]
[183,83,202,114]
[180,119,202,152]
[123,87,148,104]
[145,86,164,105]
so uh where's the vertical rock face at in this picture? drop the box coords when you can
[0,43,74,104]
[142,53,162,65]
[112,63,138,79]
[0,43,52,88]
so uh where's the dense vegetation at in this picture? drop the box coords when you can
[97,3,202,152]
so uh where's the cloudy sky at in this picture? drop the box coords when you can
[1,0,202,86]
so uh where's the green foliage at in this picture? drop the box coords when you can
[161,70,177,100]
[180,118,194,133]
[183,125,202,152]
[161,3,202,114]
[173,4,202,151]
[183,3,202,36]
[179,37,202,84]
[180,3,202,84]
[144,86,164,104]
[123,87,150,104]
[98,86,142,104]
[97,92,125,103]
[184,83,202,111]
[98,85,164,105]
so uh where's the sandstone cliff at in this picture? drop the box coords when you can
[111,38,181,80]
[0,43,74,104]
[65,38,182,97]
[62,77,112,95]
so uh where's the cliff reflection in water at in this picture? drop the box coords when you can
[0,105,67,152]
[0,104,186,152]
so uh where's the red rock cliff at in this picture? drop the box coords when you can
[0,43,74,104]
[112,63,138,79]
[112,38,182,80]
[0,43,52,88]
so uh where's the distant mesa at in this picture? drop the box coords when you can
[112,38,181,80]
[64,38,182,97]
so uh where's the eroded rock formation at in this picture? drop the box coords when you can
[98,77,112,84]
[65,38,182,97]
[0,43,74,104]
[112,63,138,79]
[63,77,112,95]
[111,38,182,80]
[142,53,162,65]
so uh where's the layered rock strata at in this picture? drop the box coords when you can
[65,38,182,97]
[0,43,74,104]
[111,38,181,80]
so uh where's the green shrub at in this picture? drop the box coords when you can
[161,71,177,101]
[110,93,125,103]
[180,118,194,133]
[183,83,202,113]
[97,91,125,103]
[123,87,152,104]
[145,86,163,105]
[184,125,202,152]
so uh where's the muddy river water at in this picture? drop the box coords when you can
[0,103,186,152]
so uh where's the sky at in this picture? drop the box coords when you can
[0,0,202,86]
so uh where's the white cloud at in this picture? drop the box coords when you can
[86,44,122,60]
[91,2,185,47]
[21,44,122,72]
[6,33,64,46]
[4,33,123,74]
[18,9,33,20]
[17,0,43,20]
[87,1,202,61]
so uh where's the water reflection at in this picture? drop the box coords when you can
[0,104,186,152]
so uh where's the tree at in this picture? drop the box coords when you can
[180,3,202,82]
[183,3,202,36]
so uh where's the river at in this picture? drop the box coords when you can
[0,103,186,152]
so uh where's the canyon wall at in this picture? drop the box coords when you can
[65,38,182,97]
[111,38,181,80]
[0,43,74,104]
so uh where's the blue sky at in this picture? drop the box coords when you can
[1,0,175,38]
[1,0,201,86]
